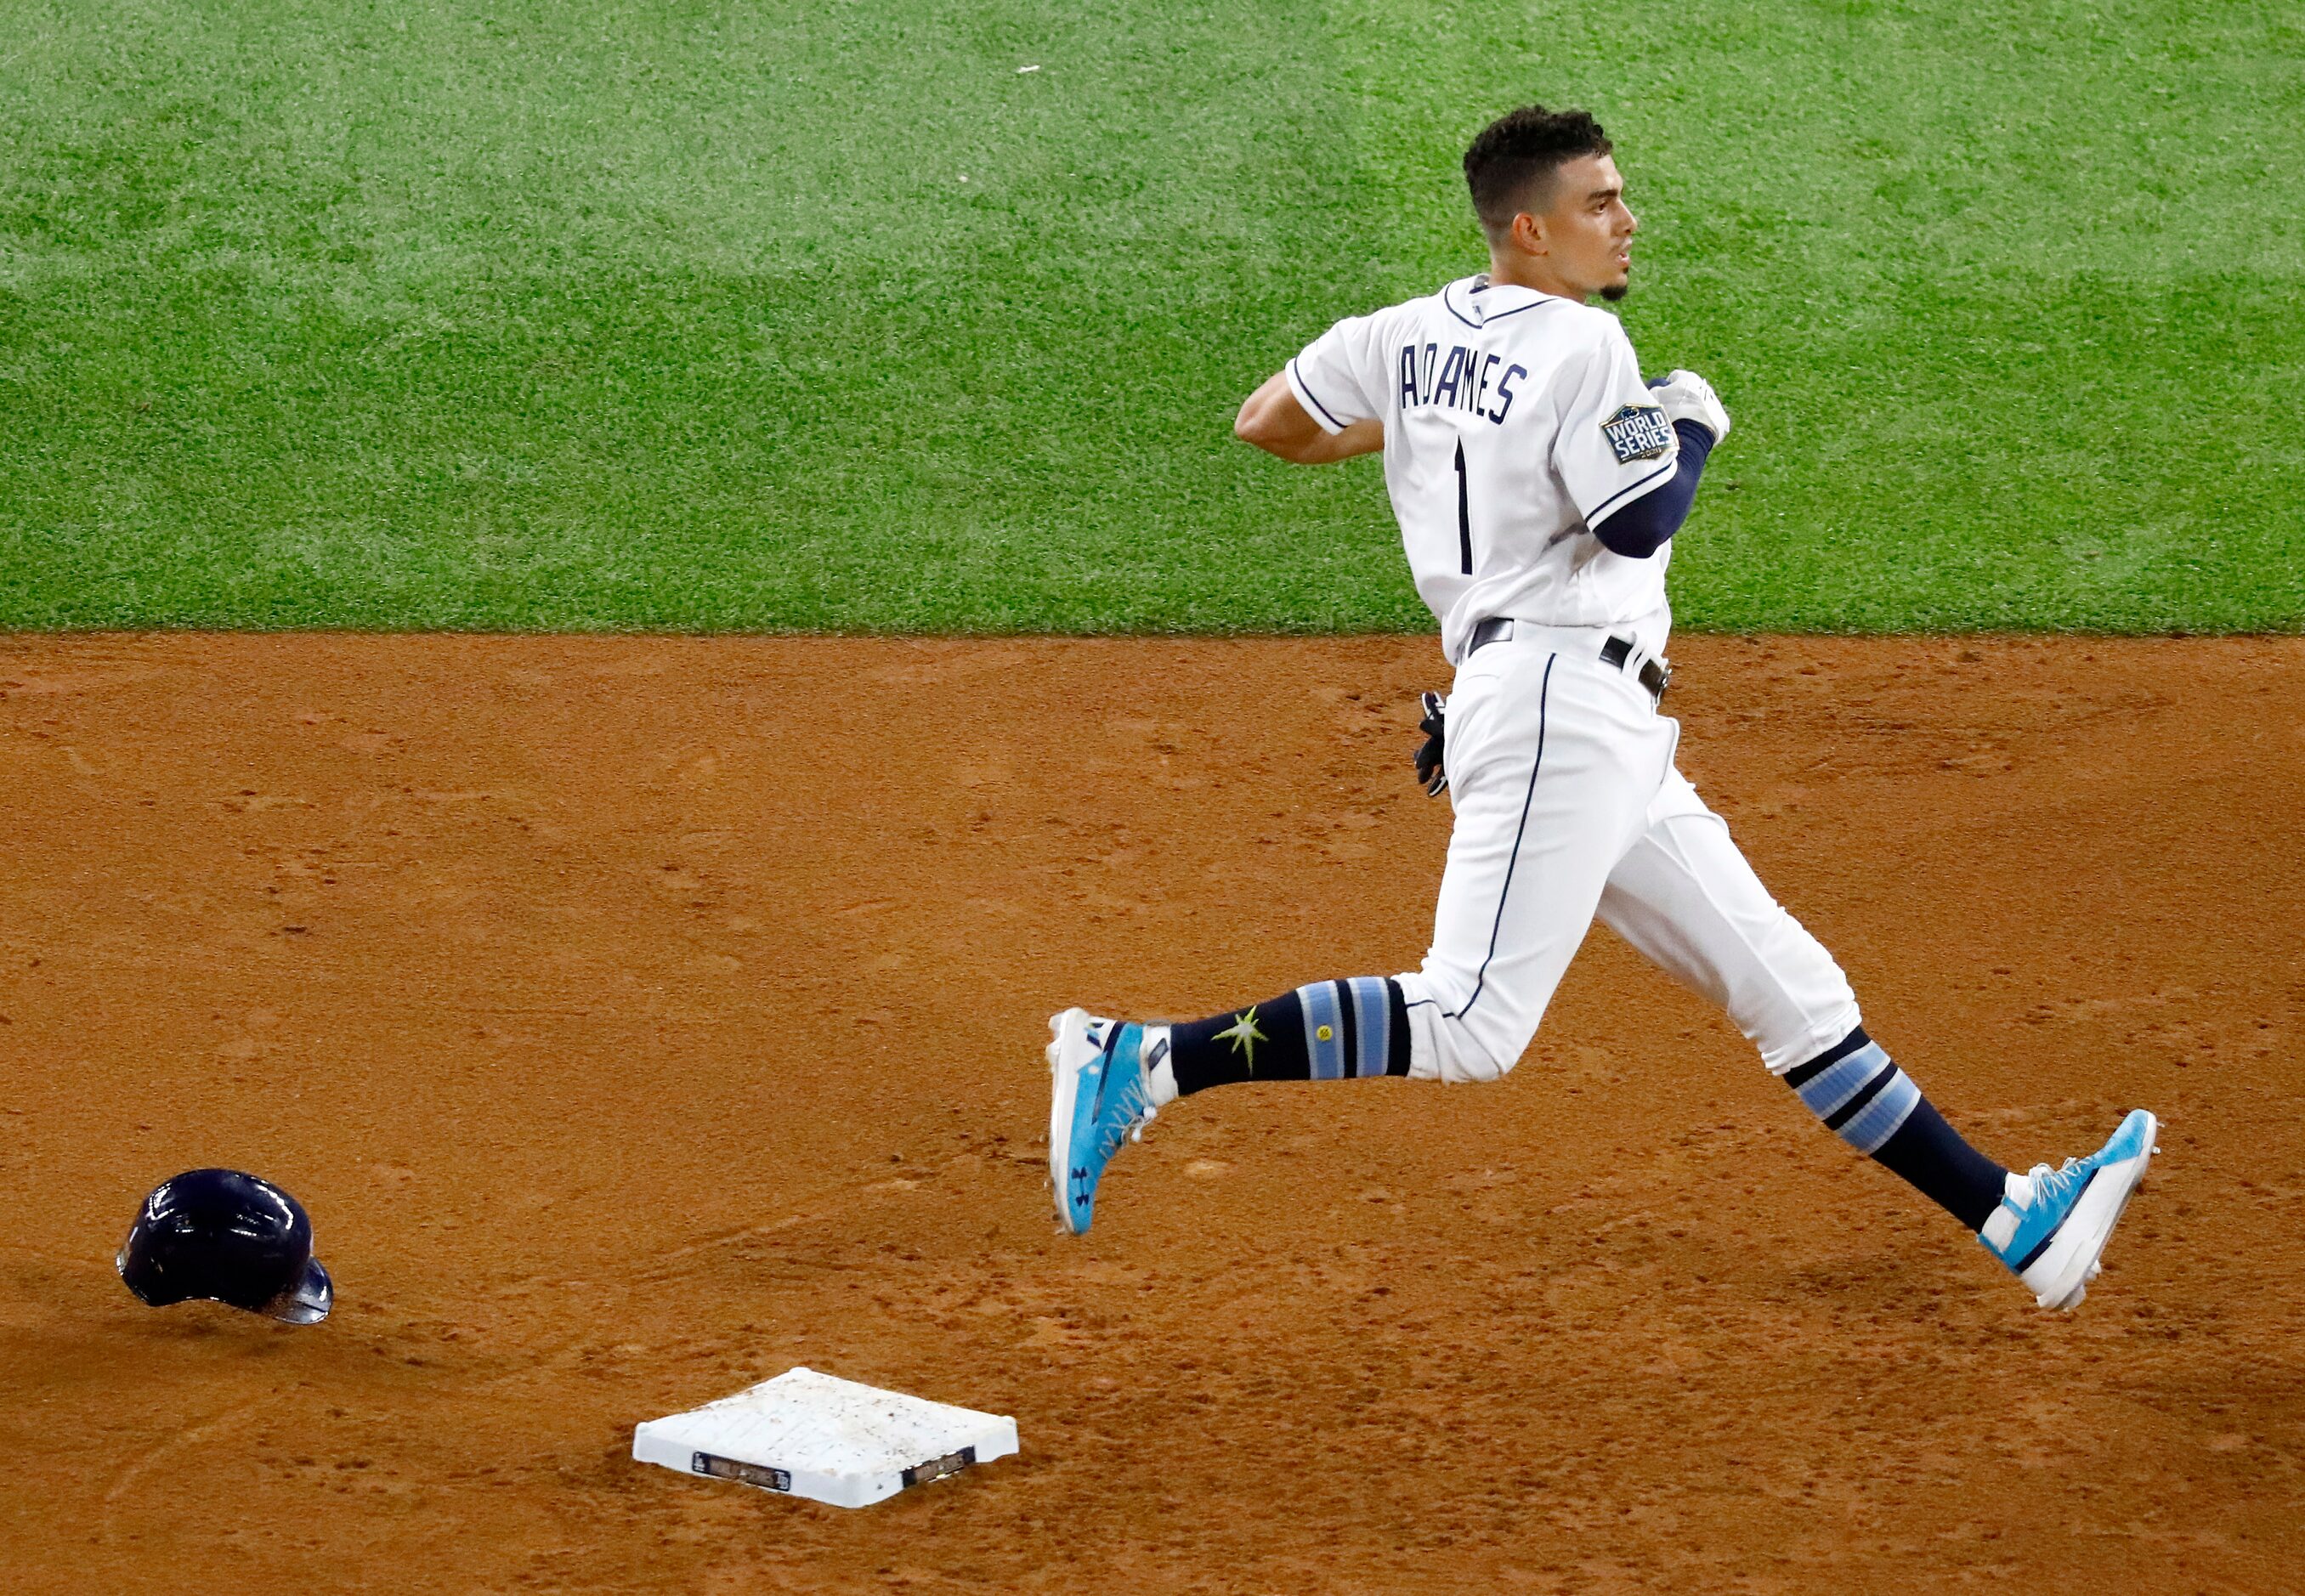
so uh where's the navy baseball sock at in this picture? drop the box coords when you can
[1784,1027,2008,1231]
[1167,977,1412,1095]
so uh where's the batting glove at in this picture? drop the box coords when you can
[1413,691,1447,797]
[1646,369,1730,445]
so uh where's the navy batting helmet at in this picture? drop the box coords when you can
[116,1169,333,1324]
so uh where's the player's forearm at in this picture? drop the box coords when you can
[1234,371,1383,464]
[1279,417,1384,464]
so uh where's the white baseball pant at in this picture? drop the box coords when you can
[1395,625,1862,1084]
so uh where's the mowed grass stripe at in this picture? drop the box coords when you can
[2,0,2298,632]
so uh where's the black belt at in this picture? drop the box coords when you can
[1468,619,1671,703]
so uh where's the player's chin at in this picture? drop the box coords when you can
[1599,278,1631,303]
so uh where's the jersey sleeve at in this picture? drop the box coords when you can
[1285,312,1385,435]
[1550,319,1682,529]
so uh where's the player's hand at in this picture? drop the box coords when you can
[1646,369,1730,445]
[1414,691,1448,797]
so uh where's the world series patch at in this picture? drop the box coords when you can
[1600,403,1674,463]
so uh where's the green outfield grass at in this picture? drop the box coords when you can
[3,0,2298,632]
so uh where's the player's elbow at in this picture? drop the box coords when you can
[1234,393,1296,455]
[1234,374,1330,462]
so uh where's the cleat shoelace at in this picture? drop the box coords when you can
[1081,1024,1159,1161]
[1097,1081,1154,1160]
[2022,1156,2088,1214]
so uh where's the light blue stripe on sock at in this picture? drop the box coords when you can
[1347,976,1390,1078]
[1795,1043,1890,1119]
[1838,1067,1921,1155]
[1299,982,1346,1080]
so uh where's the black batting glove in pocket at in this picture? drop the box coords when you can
[1414,691,1448,797]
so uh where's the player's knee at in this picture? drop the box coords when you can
[1741,936,1861,1076]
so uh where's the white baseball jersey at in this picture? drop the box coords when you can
[1285,274,1682,665]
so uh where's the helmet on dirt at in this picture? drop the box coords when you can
[116,1169,333,1324]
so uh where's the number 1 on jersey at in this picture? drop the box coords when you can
[1453,439,1472,575]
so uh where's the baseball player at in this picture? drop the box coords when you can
[1048,105,2158,1310]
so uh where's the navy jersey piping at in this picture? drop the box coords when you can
[1480,297,1566,323]
[1288,358,1351,432]
[1582,454,1678,524]
[1441,281,1483,331]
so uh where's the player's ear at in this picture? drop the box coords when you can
[1510,210,1548,257]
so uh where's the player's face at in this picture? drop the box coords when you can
[1538,154,1639,303]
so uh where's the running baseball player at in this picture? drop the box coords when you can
[1048,105,2157,1310]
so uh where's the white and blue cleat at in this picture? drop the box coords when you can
[1979,1108,2159,1310]
[1047,1008,1159,1235]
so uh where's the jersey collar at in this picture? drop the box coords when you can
[1451,274,1571,328]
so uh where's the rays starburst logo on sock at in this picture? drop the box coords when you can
[1214,1006,1266,1072]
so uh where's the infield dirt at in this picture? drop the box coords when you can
[2,633,2300,1593]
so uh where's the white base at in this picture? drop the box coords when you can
[632,1367,1019,1508]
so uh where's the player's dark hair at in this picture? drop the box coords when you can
[1464,105,1613,241]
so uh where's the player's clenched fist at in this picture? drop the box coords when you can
[1646,369,1730,444]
